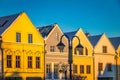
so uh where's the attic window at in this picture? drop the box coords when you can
[103,46,107,53]
[0,20,8,27]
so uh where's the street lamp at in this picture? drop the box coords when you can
[57,35,83,80]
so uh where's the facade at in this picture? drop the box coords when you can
[0,12,45,80]
[109,37,120,80]
[38,24,69,80]
[88,33,116,80]
[65,29,94,80]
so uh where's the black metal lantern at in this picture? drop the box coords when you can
[57,41,65,51]
[75,43,83,51]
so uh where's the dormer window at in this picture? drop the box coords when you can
[103,46,107,53]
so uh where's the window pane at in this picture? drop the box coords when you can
[16,33,21,42]
[86,65,91,74]
[46,64,52,79]
[36,57,40,68]
[16,56,20,68]
[28,34,33,43]
[98,63,103,71]
[107,63,112,71]
[28,56,32,68]
[7,55,12,68]
[73,64,77,74]
[80,65,84,74]
[103,46,107,53]
[54,64,59,79]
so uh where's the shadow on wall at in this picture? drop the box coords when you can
[2,72,43,80]
[4,72,22,80]
[98,64,116,80]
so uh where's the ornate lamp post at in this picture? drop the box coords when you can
[57,35,83,80]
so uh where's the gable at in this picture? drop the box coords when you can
[2,12,44,44]
[44,24,68,52]
[94,34,115,54]
[73,28,93,55]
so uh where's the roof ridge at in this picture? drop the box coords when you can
[37,23,57,29]
[64,30,77,34]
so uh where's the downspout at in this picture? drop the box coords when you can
[115,51,118,80]
[0,36,4,80]
[44,40,46,80]
[93,49,95,80]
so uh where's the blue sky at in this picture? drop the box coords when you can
[0,0,120,37]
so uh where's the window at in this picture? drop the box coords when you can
[16,56,20,68]
[85,47,88,55]
[98,63,103,71]
[36,57,40,68]
[28,56,32,68]
[80,65,84,74]
[107,63,112,71]
[103,46,107,53]
[46,64,52,79]
[86,65,91,74]
[28,34,33,43]
[54,64,59,79]
[50,46,55,52]
[7,55,12,68]
[16,33,21,42]
[73,64,77,74]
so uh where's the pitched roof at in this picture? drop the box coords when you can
[37,24,56,38]
[88,34,102,47]
[64,31,77,40]
[0,13,20,35]
[109,37,120,50]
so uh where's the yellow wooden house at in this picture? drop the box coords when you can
[0,12,45,80]
[65,28,94,80]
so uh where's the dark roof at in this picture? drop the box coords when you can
[37,24,55,38]
[88,34,102,47]
[109,37,120,50]
[64,31,77,40]
[0,13,20,35]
